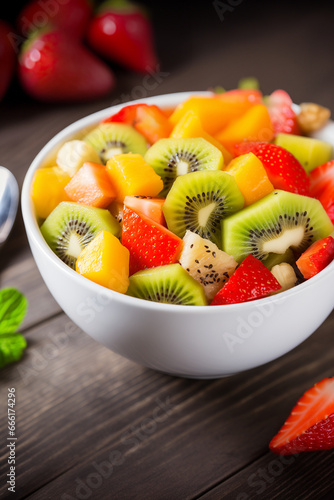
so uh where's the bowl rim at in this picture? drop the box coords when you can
[21,91,334,313]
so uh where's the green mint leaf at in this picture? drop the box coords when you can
[0,288,28,335]
[0,333,27,368]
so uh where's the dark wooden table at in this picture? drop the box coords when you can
[1,2,334,498]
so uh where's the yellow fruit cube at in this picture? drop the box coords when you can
[76,231,130,293]
[225,153,274,206]
[106,153,163,202]
[215,104,274,153]
[31,166,70,219]
[170,110,233,165]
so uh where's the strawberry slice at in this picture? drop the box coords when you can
[310,160,334,199]
[233,142,310,196]
[122,206,183,275]
[266,89,301,135]
[103,103,171,144]
[319,187,334,224]
[210,254,281,305]
[296,235,334,279]
[270,377,334,454]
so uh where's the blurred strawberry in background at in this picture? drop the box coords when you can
[0,20,16,101]
[18,29,115,101]
[17,0,93,40]
[0,0,159,103]
[87,0,158,73]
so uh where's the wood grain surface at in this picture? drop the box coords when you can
[1,1,334,499]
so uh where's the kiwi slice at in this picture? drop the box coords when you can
[163,170,244,247]
[274,133,333,173]
[222,190,334,263]
[126,264,207,305]
[262,248,295,269]
[144,137,223,196]
[83,123,148,164]
[41,201,121,269]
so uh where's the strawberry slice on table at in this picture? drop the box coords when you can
[18,30,115,102]
[233,142,310,196]
[266,89,301,135]
[296,235,334,279]
[210,254,281,305]
[122,206,183,275]
[270,377,334,455]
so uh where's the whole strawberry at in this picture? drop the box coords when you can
[18,29,115,102]
[17,0,93,40]
[0,20,16,101]
[87,0,158,73]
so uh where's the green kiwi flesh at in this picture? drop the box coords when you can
[41,202,121,269]
[163,170,244,247]
[222,190,334,263]
[144,137,223,196]
[83,123,148,164]
[126,264,207,305]
[274,133,333,173]
[262,248,295,269]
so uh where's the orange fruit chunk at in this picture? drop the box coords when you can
[106,153,163,202]
[215,104,274,153]
[64,162,116,208]
[225,153,274,206]
[76,230,130,293]
[134,105,172,144]
[31,166,70,219]
[169,96,253,135]
[170,110,233,165]
[124,196,166,225]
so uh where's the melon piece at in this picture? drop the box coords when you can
[274,133,333,173]
[124,196,165,225]
[179,230,237,301]
[64,162,116,208]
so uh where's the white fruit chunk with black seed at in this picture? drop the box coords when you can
[179,230,238,301]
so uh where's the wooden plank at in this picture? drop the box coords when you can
[198,449,334,499]
[0,311,333,499]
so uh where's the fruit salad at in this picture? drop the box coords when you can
[31,87,334,306]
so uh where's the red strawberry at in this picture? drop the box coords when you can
[17,0,92,40]
[0,21,16,101]
[310,160,334,199]
[210,255,281,305]
[18,30,115,102]
[296,235,334,279]
[270,377,334,454]
[87,0,158,73]
[319,187,334,224]
[266,89,301,135]
[122,206,183,275]
[103,103,171,144]
[234,142,310,196]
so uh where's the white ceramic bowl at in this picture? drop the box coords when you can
[21,92,334,378]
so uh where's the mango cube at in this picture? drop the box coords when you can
[31,166,70,219]
[225,153,274,206]
[76,230,130,293]
[106,153,163,201]
[215,104,274,153]
[170,110,233,165]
